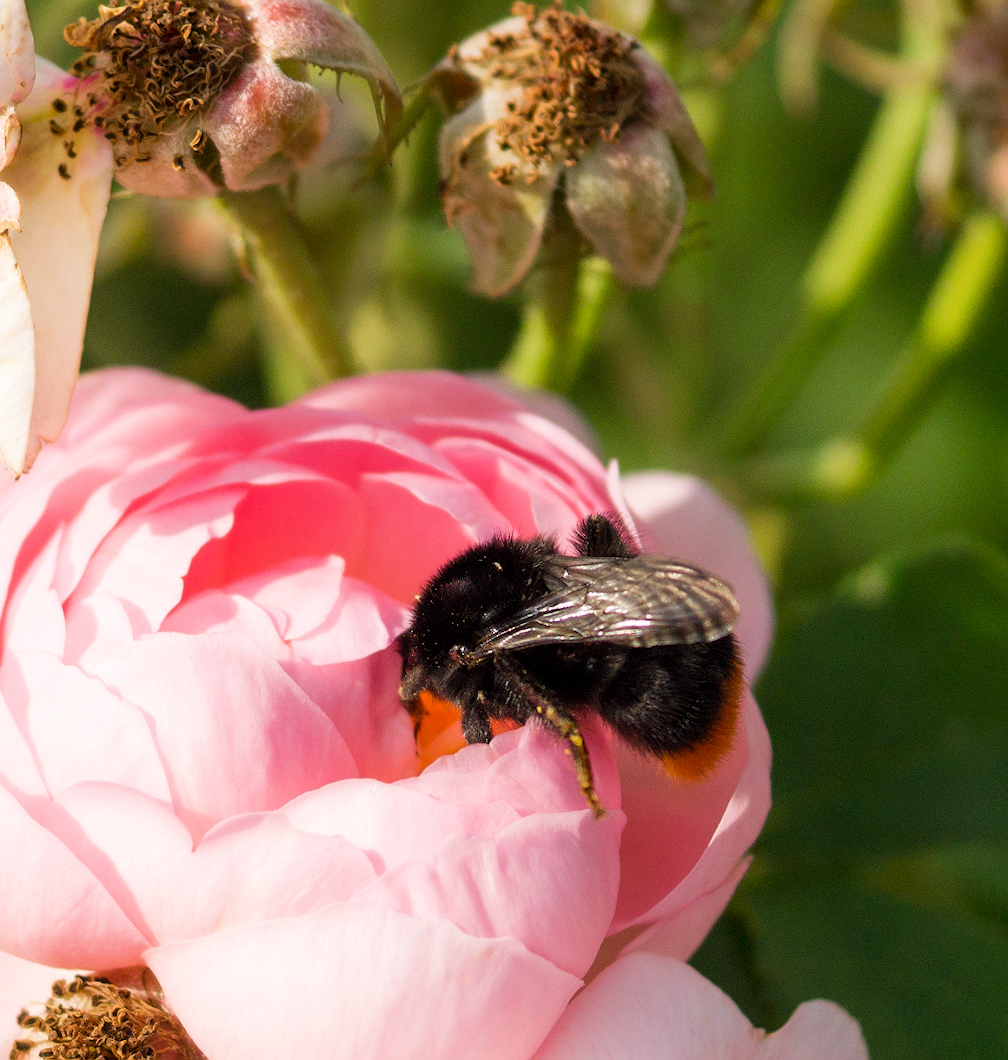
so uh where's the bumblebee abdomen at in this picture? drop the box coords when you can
[595,636,743,773]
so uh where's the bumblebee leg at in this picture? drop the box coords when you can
[495,656,605,818]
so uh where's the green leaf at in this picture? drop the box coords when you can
[694,543,1008,1059]
[733,878,1008,1060]
[756,542,1008,859]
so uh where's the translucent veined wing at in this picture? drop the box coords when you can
[470,554,739,658]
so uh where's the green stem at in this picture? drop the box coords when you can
[220,187,350,398]
[737,211,1007,502]
[357,90,433,184]
[720,0,942,459]
[502,256,614,392]
[861,210,1007,461]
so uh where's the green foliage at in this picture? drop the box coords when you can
[693,543,1008,1060]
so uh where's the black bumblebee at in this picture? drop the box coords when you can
[397,514,743,816]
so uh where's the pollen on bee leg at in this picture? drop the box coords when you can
[532,698,605,817]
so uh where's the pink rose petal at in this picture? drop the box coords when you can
[533,951,868,1060]
[148,903,582,1060]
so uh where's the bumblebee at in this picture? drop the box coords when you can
[397,514,743,816]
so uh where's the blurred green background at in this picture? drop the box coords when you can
[26,0,1008,1055]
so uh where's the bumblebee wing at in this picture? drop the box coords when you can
[471,555,739,657]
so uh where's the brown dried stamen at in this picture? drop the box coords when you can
[63,0,257,160]
[480,1,648,184]
[946,12,1008,141]
[11,972,204,1060]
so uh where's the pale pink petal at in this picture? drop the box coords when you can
[612,691,770,934]
[533,951,867,1060]
[287,573,406,661]
[93,631,359,837]
[296,370,525,419]
[431,437,590,539]
[227,554,346,641]
[623,472,774,678]
[407,716,622,821]
[163,567,415,783]
[65,491,242,637]
[5,59,113,471]
[621,856,751,964]
[0,649,171,800]
[353,813,621,977]
[0,684,47,797]
[758,1001,868,1060]
[279,648,415,783]
[472,375,603,455]
[0,784,150,967]
[49,784,378,943]
[354,472,507,601]
[2,521,69,657]
[0,0,34,106]
[0,952,78,1060]
[0,232,32,474]
[63,591,140,671]
[148,903,582,1060]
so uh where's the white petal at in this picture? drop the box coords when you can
[454,16,530,73]
[0,176,18,230]
[6,58,112,471]
[566,124,687,286]
[2,104,20,171]
[0,0,34,107]
[0,231,33,475]
[439,92,559,297]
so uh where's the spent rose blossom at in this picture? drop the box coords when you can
[427,2,714,296]
[0,1,112,482]
[941,6,1008,220]
[0,369,789,1060]
[0,0,398,479]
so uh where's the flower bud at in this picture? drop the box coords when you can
[61,0,400,196]
[427,1,713,296]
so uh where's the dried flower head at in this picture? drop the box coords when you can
[939,7,1008,219]
[427,2,713,296]
[58,0,400,195]
[11,971,203,1060]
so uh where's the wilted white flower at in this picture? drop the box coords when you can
[62,0,400,195]
[941,6,1008,220]
[0,0,399,477]
[427,1,713,296]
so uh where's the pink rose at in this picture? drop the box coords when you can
[0,369,844,1060]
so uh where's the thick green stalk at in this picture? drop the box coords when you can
[220,187,350,399]
[737,211,1007,502]
[502,257,615,392]
[721,0,942,459]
